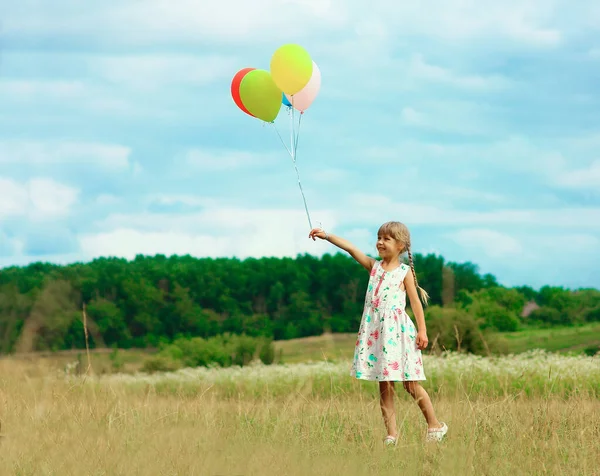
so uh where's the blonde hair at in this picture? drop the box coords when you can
[377,221,429,306]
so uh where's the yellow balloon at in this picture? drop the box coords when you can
[270,44,313,95]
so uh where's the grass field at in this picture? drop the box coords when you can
[273,323,600,364]
[502,324,600,354]
[1,324,599,474]
[5,323,599,376]
[1,350,599,475]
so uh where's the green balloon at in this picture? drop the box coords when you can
[238,69,282,123]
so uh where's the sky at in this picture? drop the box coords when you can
[0,0,599,290]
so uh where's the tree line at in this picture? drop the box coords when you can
[0,252,598,354]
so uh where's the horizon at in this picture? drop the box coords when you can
[1,1,599,291]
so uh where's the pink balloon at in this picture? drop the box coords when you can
[285,61,321,112]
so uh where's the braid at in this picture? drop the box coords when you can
[407,246,429,306]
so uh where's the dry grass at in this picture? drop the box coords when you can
[1,353,599,476]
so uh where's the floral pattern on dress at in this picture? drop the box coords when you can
[350,261,426,382]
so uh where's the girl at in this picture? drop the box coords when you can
[309,221,448,444]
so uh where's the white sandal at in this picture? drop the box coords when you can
[383,435,398,446]
[426,422,448,442]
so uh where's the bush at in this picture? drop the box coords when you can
[424,305,506,355]
[583,305,600,323]
[528,307,563,327]
[149,334,273,370]
[584,344,599,357]
[476,301,520,332]
[231,334,258,366]
[174,336,232,367]
[460,289,521,332]
[109,347,124,371]
[142,355,182,373]
[259,338,275,365]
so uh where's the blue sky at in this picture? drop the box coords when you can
[0,0,599,290]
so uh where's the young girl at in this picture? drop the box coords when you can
[309,221,448,444]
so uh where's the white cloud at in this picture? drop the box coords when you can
[0,179,28,217]
[5,0,573,48]
[0,79,149,118]
[361,135,600,192]
[371,99,503,136]
[344,194,600,230]
[534,233,599,253]
[0,141,131,169]
[311,168,351,183]
[486,136,600,192]
[80,207,338,260]
[185,149,277,170]
[381,1,562,46]
[147,194,218,208]
[555,160,600,189]
[408,54,512,90]
[5,0,347,45]
[447,228,523,258]
[432,186,506,204]
[0,79,137,116]
[90,54,238,90]
[28,179,79,218]
[80,229,227,260]
[401,107,426,125]
[0,177,79,220]
[95,194,121,206]
[0,80,87,101]
[363,147,405,161]
[131,161,144,177]
[0,232,25,257]
[96,206,335,233]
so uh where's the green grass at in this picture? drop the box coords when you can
[503,323,600,354]
[274,323,600,364]
[273,333,357,363]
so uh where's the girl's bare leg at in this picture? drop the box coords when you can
[379,381,397,437]
[403,381,443,429]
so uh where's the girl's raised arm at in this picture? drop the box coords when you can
[309,228,375,272]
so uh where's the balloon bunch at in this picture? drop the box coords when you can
[231,44,321,121]
[231,44,321,230]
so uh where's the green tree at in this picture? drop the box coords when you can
[86,298,130,347]
[16,280,82,351]
[0,284,32,353]
[0,251,596,352]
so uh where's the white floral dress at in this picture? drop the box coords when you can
[350,261,426,382]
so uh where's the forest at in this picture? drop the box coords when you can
[0,252,598,355]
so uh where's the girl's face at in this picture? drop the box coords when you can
[376,234,404,259]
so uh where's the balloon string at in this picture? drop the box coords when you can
[290,102,295,160]
[290,96,312,230]
[290,150,313,231]
[272,123,293,157]
[294,113,303,158]
[271,110,313,231]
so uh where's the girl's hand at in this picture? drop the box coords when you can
[416,330,429,350]
[308,228,327,241]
